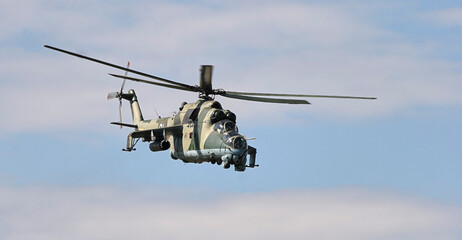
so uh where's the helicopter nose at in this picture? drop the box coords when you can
[233,136,247,149]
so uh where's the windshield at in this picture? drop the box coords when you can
[223,132,247,150]
[224,121,238,133]
[233,136,247,149]
[214,120,246,149]
[213,120,238,134]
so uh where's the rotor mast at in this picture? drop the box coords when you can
[200,65,213,98]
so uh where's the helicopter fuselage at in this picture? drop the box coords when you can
[123,89,257,171]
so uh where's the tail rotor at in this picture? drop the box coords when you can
[107,61,130,128]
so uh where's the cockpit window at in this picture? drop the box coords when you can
[224,121,238,133]
[233,136,246,149]
[214,120,238,134]
[224,133,247,149]
[214,120,246,149]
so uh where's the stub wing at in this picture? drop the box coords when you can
[131,125,183,141]
[123,125,183,151]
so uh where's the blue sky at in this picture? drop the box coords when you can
[1,0,462,239]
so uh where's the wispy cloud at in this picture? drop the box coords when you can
[1,0,462,133]
[1,185,460,240]
[423,7,462,27]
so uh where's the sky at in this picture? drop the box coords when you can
[1,0,462,239]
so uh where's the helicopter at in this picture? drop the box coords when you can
[44,45,376,172]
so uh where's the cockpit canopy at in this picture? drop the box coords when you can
[213,119,238,134]
[213,119,246,149]
[232,135,247,149]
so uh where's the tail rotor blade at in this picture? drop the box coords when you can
[119,100,123,129]
[107,92,118,100]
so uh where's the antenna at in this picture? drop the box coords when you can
[154,107,161,118]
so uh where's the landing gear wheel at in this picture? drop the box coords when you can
[223,161,231,169]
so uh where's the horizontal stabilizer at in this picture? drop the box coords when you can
[110,122,138,128]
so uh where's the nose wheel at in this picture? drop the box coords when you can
[223,161,231,169]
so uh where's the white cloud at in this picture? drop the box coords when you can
[1,0,462,133]
[0,185,461,240]
[423,8,462,27]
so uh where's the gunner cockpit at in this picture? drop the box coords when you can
[213,119,247,150]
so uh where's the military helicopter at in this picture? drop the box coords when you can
[44,45,376,172]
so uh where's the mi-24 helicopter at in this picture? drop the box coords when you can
[45,45,376,172]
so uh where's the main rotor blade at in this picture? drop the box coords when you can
[110,122,138,128]
[44,45,194,89]
[222,93,310,104]
[225,91,377,100]
[109,74,200,93]
[120,61,130,93]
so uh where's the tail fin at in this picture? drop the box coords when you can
[122,89,144,125]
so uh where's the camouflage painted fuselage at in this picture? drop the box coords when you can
[124,89,256,171]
